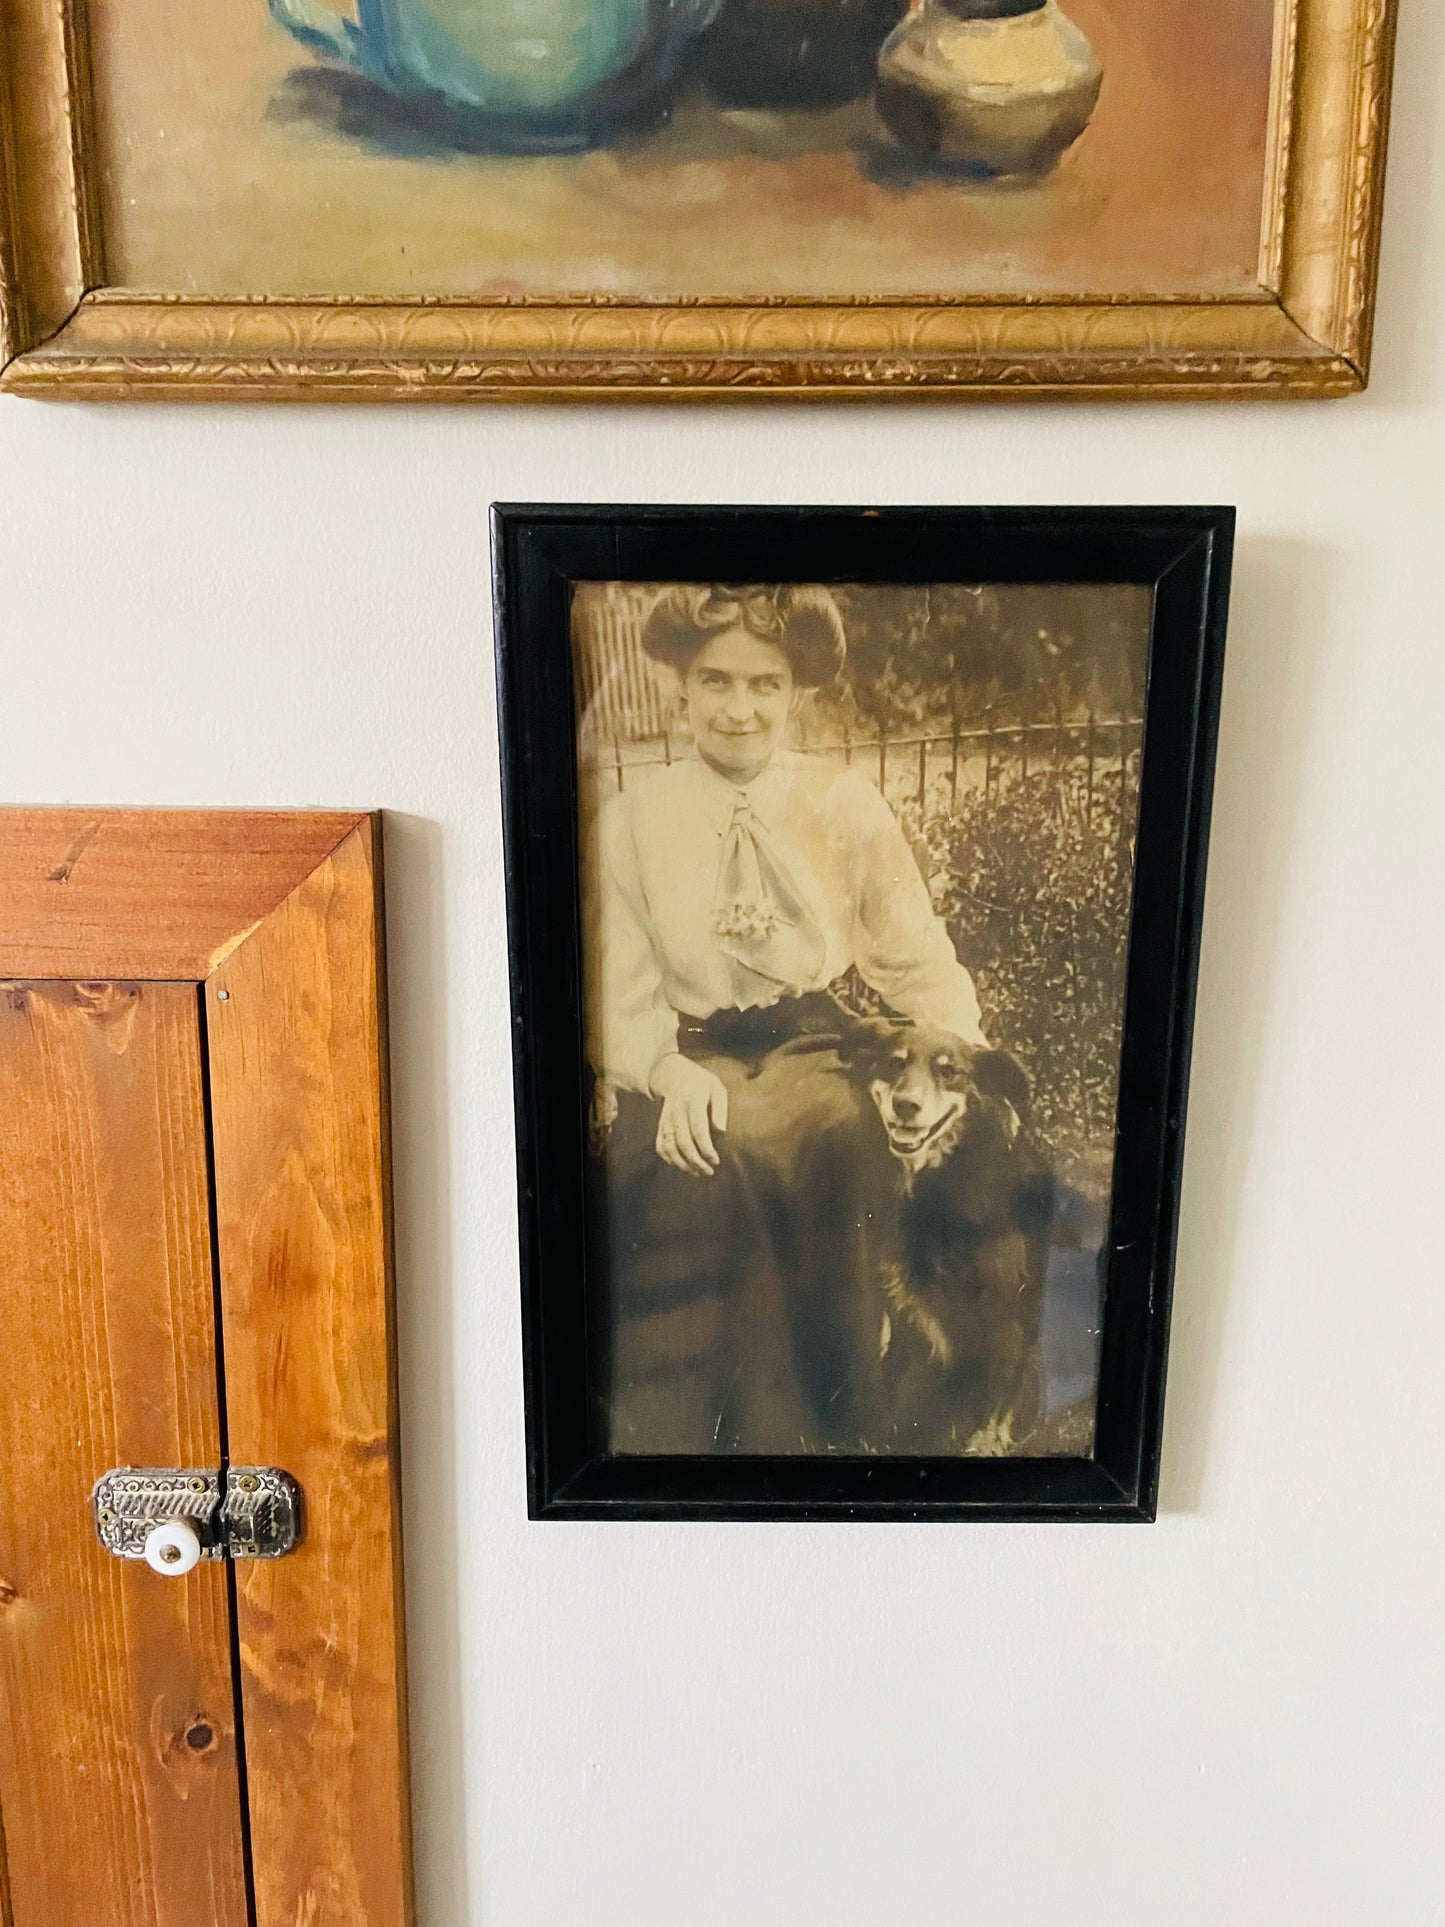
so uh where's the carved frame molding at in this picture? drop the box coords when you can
[0,0,1398,400]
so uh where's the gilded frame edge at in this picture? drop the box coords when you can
[0,0,1398,400]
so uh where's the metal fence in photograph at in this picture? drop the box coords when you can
[588,714,1145,822]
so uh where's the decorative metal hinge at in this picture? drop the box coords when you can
[93,1467,302,1571]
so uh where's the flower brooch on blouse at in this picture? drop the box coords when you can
[711,901,782,945]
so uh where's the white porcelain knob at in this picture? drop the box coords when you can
[143,1519,202,1577]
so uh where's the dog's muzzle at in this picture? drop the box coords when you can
[878,1097,966,1158]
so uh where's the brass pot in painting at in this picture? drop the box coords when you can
[876,0,1103,176]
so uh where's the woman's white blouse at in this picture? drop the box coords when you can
[586,753,985,1092]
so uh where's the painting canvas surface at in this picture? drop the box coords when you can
[572,579,1151,1458]
[88,0,1276,300]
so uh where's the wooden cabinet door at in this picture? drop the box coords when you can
[0,811,412,1927]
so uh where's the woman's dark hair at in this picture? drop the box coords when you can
[641,584,847,689]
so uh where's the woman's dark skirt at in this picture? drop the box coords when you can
[586,993,888,1455]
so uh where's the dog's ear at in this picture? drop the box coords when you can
[835,1013,908,1069]
[973,1047,1031,1119]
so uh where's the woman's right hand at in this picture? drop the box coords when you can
[649,1055,730,1177]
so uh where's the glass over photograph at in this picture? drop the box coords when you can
[575,577,1149,1458]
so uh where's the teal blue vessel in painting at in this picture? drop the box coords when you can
[268,0,721,151]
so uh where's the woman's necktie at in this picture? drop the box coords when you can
[710,796,828,991]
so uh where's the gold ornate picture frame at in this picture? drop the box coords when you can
[0,0,1396,400]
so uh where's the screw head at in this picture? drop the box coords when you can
[237,1474,259,1493]
[188,1477,208,1494]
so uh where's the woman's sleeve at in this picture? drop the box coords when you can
[584,797,679,1094]
[849,780,987,1045]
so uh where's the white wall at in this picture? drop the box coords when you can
[3,9,1443,1920]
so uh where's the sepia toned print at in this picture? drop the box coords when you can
[574,579,1149,1457]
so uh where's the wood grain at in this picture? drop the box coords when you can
[0,808,365,980]
[206,818,414,1927]
[0,981,248,1927]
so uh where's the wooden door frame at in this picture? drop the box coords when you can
[0,808,413,1927]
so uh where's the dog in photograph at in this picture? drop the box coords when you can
[843,1017,1056,1454]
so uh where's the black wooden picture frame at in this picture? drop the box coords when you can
[493,504,1233,1521]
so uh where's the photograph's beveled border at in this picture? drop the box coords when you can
[0,0,1396,398]
[493,505,1234,1521]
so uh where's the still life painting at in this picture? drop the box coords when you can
[94,0,1267,302]
[0,0,1398,392]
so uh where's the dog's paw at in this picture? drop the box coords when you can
[962,1410,1018,1457]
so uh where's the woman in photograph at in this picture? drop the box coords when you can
[585,583,986,1453]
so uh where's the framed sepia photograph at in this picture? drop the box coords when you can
[494,504,1233,1520]
[0,0,1395,398]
